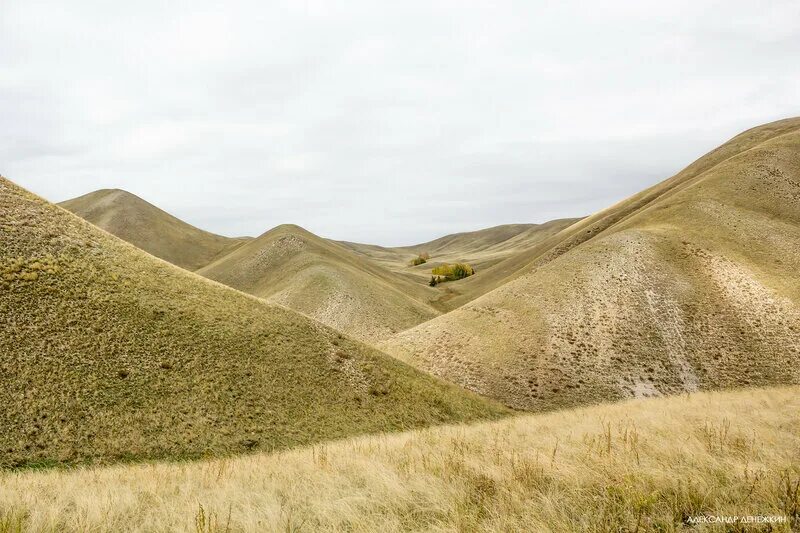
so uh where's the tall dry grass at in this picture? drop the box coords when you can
[0,386,798,532]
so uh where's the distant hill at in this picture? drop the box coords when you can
[197,224,440,343]
[383,118,800,410]
[62,188,585,338]
[0,177,508,467]
[59,189,249,271]
[339,219,580,294]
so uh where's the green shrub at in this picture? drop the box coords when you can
[431,263,474,281]
[409,252,430,266]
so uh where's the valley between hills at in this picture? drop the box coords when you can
[1,117,799,531]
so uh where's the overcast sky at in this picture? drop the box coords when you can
[2,1,799,245]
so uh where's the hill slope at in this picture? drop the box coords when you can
[197,224,440,343]
[339,218,580,295]
[59,189,249,271]
[0,177,508,468]
[2,386,797,531]
[383,118,800,410]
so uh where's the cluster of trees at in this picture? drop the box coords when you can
[409,252,430,266]
[429,263,475,286]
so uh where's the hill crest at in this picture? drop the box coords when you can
[59,188,249,271]
[0,177,508,467]
[382,117,800,410]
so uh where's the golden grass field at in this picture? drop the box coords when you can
[0,386,797,532]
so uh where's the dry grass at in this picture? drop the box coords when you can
[0,386,797,532]
[383,118,800,411]
[196,224,440,344]
[340,220,579,300]
[59,189,249,271]
[61,189,441,344]
[0,177,508,468]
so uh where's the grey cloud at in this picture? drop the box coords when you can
[1,0,799,246]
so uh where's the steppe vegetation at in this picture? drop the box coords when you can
[383,118,800,411]
[0,177,508,468]
[340,220,578,291]
[3,118,800,532]
[196,224,440,343]
[0,387,797,532]
[409,252,429,266]
[60,189,249,271]
[431,263,475,281]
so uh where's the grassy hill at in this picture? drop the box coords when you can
[340,219,579,293]
[0,177,508,468]
[59,189,249,271]
[382,118,800,410]
[197,224,440,343]
[2,386,797,531]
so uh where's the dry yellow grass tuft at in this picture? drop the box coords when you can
[0,386,797,531]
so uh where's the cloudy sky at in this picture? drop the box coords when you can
[2,1,799,245]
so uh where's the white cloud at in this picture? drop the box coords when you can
[1,0,798,245]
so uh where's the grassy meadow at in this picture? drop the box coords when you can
[0,386,797,531]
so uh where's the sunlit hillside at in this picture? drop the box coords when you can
[0,178,508,468]
[383,118,800,410]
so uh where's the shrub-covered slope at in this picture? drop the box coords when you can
[0,178,508,467]
[383,118,800,410]
[59,189,248,271]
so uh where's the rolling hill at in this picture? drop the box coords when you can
[340,219,581,312]
[196,224,441,343]
[0,177,508,468]
[59,188,249,271]
[340,219,579,279]
[2,386,797,531]
[382,117,800,410]
[61,189,584,338]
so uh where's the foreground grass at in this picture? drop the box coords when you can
[1,387,798,532]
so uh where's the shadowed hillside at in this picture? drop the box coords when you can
[383,118,800,410]
[197,224,440,343]
[2,386,797,531]
[0,178,508,468]
[59,189,249,271]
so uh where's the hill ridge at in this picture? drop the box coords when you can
[382,117,800,410]
[197,222,441,343]
[59,188,249,271]
[0,176,508,467]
